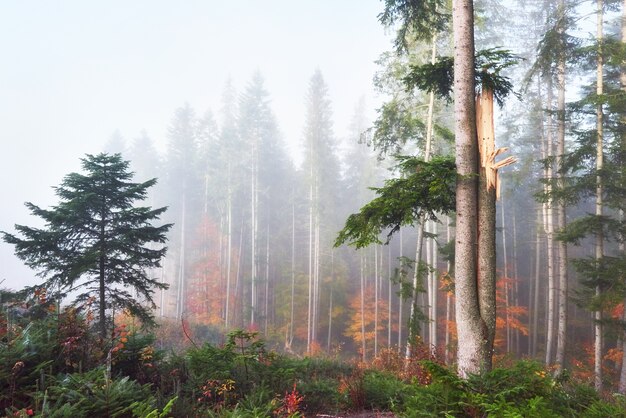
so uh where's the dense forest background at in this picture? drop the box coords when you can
[80,0,626,388]
[3,0,626,398]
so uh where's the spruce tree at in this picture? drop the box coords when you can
[2,153,172,339]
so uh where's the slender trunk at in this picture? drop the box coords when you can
[592,0,604,390]
[307,178,313,353]
[327,250,334,353]
[225,164,233,328]
[235,219,244,328]
[251,136,258,327]
[532,213,542,358]
[512,205,520,354]
[176,196,187,320]
[375,244,379,357]
[501,194,511,353]
[313,208,320,344]
[544,75,556,366]
[406,225,425,360]
[555,0,570,375]
[445,217,452,364]
[426,221,433,347]
[360,252,366,361]
[618,0,626,394]
[398,228,404,352]
[432,221,439,353]
[289,191,296,348]
[406,35,437,359]
[388,244,392,348]
[99,250,106,339]
[264,224,270,336]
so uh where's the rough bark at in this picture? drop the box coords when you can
[453,0,487,376]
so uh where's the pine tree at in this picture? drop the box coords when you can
[2,153,172,339]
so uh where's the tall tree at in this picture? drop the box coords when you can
[453,0,487,376]
[2,153,172,339]
[164,103,200,319]
[302,69,340,352]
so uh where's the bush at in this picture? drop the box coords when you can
[41,367,154,417]
[362,370,410,410]
[298,378,341,415]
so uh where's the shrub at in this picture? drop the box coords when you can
[362,370,410,410]
[41,367,154,417]
[298,378,341,415]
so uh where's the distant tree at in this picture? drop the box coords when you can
[104,129,127,155]
[2,153,172,339]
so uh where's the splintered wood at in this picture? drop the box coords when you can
[476,88,516,199]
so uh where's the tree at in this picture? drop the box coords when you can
[2,153,172,339]
[452,0,487,376]
[302,69,341,352]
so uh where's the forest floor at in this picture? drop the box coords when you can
[316,412,396,418]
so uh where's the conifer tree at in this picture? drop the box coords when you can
[2,153,172,339]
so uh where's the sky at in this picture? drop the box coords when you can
[0,1,392,289]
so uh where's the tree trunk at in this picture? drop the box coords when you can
[476,90,498,372]
[453,0,488,376]
[225,163,233,328]
[543,74,556,366]
[555,0,570,376]
[431,221,439,353]
[406,35,437,359]
[375,244,379,357]
[592,0,604,390]
[360,252,366,361]
[618,0,626,394]
[501,194,511,353]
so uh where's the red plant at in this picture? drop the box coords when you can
[275,383,304,417]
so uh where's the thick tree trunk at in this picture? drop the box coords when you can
[453,0,488,376]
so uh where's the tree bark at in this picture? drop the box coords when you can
[592,0,604,390]
[453,0,489,376]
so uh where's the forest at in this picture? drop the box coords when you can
[2,0,626,416]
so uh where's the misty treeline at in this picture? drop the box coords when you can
[104,69,394,358]
[99,0,626,391]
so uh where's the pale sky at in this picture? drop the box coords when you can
[0,1,391,289]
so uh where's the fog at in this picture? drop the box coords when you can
[0,0,389,289]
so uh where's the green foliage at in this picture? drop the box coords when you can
[335,156,455,249]
[378,0,449,51]
[41,367,154,417]
[370,98,427,156]
[297,378,342,415]
[404,48,521,106]
[396,361,621,417]
[362,370,410,410]
[130,396,177,418]
[581,394,626,418]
